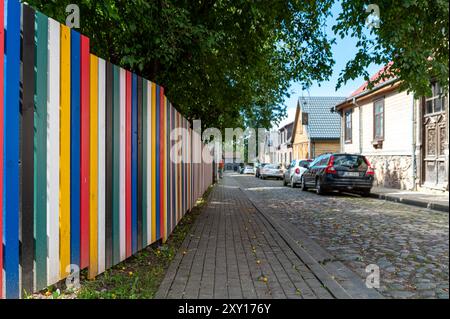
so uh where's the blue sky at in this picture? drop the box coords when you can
[276,2,381,129]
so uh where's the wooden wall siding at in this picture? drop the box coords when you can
[1,1,215,298]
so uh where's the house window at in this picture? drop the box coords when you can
[425,82,445,114]
[344,110,352,143]
[373,99,384,140]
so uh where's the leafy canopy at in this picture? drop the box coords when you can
[27,0,448,130]
[333,0,449,97]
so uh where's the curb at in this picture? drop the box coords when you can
[370,193,449,213]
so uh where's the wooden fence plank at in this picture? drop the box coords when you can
[131,74,138,253]
[70,29,81,268]
[80,35,90,270]
[142,80,148,247]
[21,4,35,295]
[59,24,71,279]
[119,68,126,261]
[35,11,49,291]
[137,76,143,251]
[97,58,106,274]
[155,85,160,240]
[151,83,157,243]
[0,0,5,299]
[146,81,152,246]
[89,54,98,279]
[4,0,21,298]
[105,61,113,269]
[125,71,132,257]
[47,18,60,286]
[112,65,120,265]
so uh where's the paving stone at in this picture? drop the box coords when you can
[156,174,347,299]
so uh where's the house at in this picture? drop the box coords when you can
[290,96,345,160]
[261,130,278,164]
[335,66,449,192]
[276,122,294,167]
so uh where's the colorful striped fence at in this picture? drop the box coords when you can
[0,1,214,298]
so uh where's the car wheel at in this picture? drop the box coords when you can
[290,177,296,188]
[361,189,371,197]
[301,177,308,191]
[316,178,326,195]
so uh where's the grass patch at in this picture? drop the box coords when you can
[34,185,213,299]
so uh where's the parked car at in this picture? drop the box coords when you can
[301,153,374,196]
[255,163,268,178]
[243,165,255,174]
[260,164,284,180]
[283,159,312,188]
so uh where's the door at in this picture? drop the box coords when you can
[422,82,448,188]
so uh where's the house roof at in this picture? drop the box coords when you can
[294,96,346,141]
[350,62,395,97]
[278,121,294,141]
[335,63,399,111]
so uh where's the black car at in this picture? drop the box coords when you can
[300,153,374,196]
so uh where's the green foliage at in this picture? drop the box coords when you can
[26,0,334,130]
[333,0,449,97]
[25,0,448,129]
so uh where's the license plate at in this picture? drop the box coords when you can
[343,172,359,177]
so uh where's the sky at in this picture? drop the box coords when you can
[276,2,382,129]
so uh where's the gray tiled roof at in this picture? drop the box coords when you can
[299,96,346,140]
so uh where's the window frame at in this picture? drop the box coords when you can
[425,82,445,115]
[373,98,385,141]
[344,109,353,143]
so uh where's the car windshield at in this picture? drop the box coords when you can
[333,155,368,170]
[299,160,310,167]
[266,164,281,169]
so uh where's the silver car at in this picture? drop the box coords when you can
[260,164,284,180]
[283,159,311,188]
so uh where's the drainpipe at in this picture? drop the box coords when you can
[352,97,363,154]
[411,94,417,191]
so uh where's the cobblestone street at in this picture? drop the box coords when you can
[235,173,449,299]
[158,173,448,299]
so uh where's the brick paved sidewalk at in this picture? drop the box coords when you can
[155,174,381,299]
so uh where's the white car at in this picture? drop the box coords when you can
[283,159,311,188]
[260,164,284,180]
[243,166,255,174]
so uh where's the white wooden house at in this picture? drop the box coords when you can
[335,67,448,192]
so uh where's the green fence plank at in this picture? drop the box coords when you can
[34,11,48,291]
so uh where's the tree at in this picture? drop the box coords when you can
[26,0,334,131]
[333,0,449,97]
[26,0,449,129]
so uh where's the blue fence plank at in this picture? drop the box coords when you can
[4,0,21,299]
[70,29,81,268]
